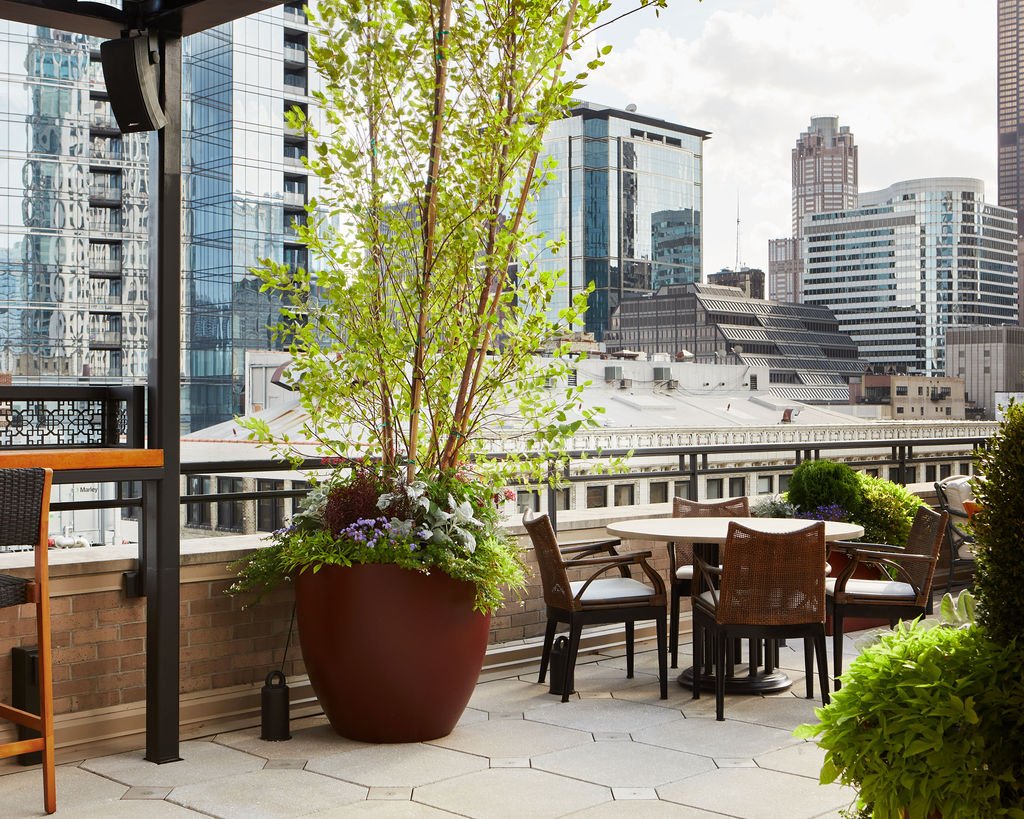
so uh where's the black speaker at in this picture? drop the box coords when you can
[100,34,167,133]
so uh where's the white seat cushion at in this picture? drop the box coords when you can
[569,577,656,603]
[825,577,915,600]
[675,565,694,580]
[957,542,976,561]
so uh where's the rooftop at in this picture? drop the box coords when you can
[0,629,876,817]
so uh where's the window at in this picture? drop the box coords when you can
[896,407,905,414]
[959,463,971,475]
[586,485,607,509]
[257,479,285,532]
[706,478,723,499]
[614,484,635,506]
[554,487,571,512]
[517,489,540,513]
[939,464,952,480]
[925,465,937,483]
[749,375,757,390]
[778,474,791,492]
[728,477,746,498]
[649,481,668,504]
[217,477,244,532]
[888,467,902,482]
[674,480,691,500]
[896,386,908,396]
[186,476,211,527]
[756,475,774,494]
[945,407,952,416]
[291,481,310,516]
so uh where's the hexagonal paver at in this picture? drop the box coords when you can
[526,698,682,735]
[311,802,458,817]
[755,740,830,779]
[562,799,720,818]
[723,693,826,732]
[468,677,557,713]
[428,717,592,758]
[0,764,128,817]
[81,740,266,788]
[306,742,487,787]
[657,766,854,818]
[65,801,204,818]
[532,739,714,788]
[214,723,367,761]
[634,716,801,759]
[168,768,364,818]
[414,767,609,818]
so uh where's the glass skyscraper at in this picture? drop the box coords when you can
[803,178,1018,376]
[998,0,1024,230]
[529,102,708,339]
[0,3,315,431]
[0,23,150,383]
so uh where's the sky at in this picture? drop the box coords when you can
[580,0,996,274]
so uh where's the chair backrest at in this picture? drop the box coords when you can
[522,512,574,611]
[673,496,750,518]
[717,520,826,626]
[935,476,973,515]
[0,468,52,549]
[901,505,947,602]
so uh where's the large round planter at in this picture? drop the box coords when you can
[295,562,491,743]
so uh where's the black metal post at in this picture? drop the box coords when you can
[143,31,182,765]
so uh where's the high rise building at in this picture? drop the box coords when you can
[529,102,709,339]
[0,4,315,431]
[803,178,1018,376]
[0,26,151,383]
[182,1,317,431]
[998,0,1024,231]
[768,116,858,302]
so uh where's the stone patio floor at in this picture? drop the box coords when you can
[0,632,873,818]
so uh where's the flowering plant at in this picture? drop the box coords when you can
[230,462,525,614]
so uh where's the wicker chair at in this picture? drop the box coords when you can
[0,468,56,814]
[827,505,947,690]
[668,496,749,668]
[934,477,976,593]
[523,511,668,703]
[691,520,830,721]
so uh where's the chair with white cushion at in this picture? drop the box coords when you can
[934,476,976,593]
[523,511,668,702]
[668,496,749,668]
[826,505,947,690]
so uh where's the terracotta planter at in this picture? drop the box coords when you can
[295,562,491,743]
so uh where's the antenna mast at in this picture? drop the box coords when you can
[735,194,742,270]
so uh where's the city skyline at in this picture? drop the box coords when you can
[586,0,996,274]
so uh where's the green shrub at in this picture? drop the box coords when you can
[787,459,862,519]
[855,472,924,548]
[796,622,1024,818]
[972,401,1024,643]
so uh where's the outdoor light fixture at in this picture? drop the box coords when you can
[100,31,167,132]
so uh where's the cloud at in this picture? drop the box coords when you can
[585,0,996,273]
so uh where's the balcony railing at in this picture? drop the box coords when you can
[283,44,306,64]
[0,385,142,449]
[89,330,122,348]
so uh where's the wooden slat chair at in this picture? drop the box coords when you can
[523,512,668,703]
[826,505,947,690]
[668,496,750,669]
[692,520,830,721]
[0,468,56,814]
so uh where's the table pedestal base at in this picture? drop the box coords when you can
[677,666,792,695]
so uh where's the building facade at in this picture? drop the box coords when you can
[945,324,1024,419]
[605,282,865,402]
[768,116,859,302]
[848,371,966,421]
[529,102,709,339]
[999,0,1024,232]
[181,1,316,431]
[707,266,764,299]
[0,25,151,384]
[0,5,316,431]
[803,178,1019,377]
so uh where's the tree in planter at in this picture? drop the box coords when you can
[971,400,1024,644]
[232,0,682,743]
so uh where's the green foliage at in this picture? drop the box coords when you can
[750,495,797,519]
[787,460,862,519]
[796,622,1024,818]
[230,465,526,614]
[972,401,1024,643]
[855,472,924,548]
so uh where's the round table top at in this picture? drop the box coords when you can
[606,516,864,544]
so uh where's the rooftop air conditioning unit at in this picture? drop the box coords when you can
[605,365,623,382]
[619,378,632,390]
[652,366,672,382]
[666,379,679,390]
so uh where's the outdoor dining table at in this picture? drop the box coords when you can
[605,516,865,694]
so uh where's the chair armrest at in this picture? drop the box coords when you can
[831,540,903,553]
[560,539,627,576]
[570,552,666,601]
[831,546,935,594]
